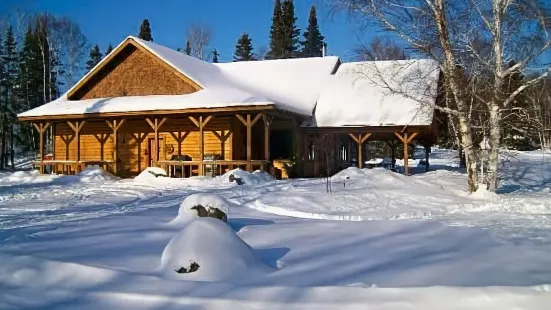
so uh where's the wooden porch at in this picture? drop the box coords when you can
[28,107,298,178]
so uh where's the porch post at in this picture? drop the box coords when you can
[262,114,271,172]
[106,119,126,175]
[189,116,212,176]
[67,120,85,173]
[236,113,262,172]
[146,117,167,167]
[131,133,147,172]
[349,133,371,169]
[394,132,418,176]
[33,122,51,174]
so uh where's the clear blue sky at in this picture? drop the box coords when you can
[0,0,364,62]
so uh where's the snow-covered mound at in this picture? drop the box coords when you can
[134,167,168,181]
[169,193,230,226]
[161,218,270,281]
[0,170,41,184]
[77,166,118,183]
[332,167,407,185]
[219,168,274,185]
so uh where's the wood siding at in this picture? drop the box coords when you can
[71,45,197,100]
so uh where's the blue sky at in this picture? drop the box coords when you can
[0,0,364,62]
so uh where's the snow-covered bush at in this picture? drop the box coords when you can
[219,168,273,185]
[134,167,167,181]
[161,218,270,281]
[169,193,230,226]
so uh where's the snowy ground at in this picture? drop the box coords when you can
[1,148,551,309]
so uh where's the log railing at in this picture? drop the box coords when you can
[157,160,270,178]
[32,160,115,175]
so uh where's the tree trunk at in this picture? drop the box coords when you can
[10,125,14,169]
[487,104,501,191]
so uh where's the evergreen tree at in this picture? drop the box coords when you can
[185,40,191,55]
[301,6,325,57]
[266,0,284,59]
[105,43,113,56]
[138,19,153,41]
[212,49,219,63]
[233,33,255,61]
[86,44,102,71]
[280,0,300,58]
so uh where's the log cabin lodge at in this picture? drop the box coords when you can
[18,36,440,179]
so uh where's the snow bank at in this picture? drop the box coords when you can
[134,167,168,181]
[169,193,230,226]
[219,168,274,185]
[161,218,270,281]
[0,170,41,184]
[332,167,407,185]
[77,166,118,183]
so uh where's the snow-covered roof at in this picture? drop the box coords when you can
[314,59,440,127]
[18,36,440,128]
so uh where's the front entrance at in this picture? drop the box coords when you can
[147,137,164,167]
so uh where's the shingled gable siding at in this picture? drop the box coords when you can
[71,45,197,100]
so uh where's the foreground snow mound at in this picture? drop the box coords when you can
[219,168,274,185]
[0,170,42,184]
[161,218,270,281]
[77,166,118,183]
[169,193,230,226]
[134,167,168,181]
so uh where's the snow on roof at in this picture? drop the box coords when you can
[18,87,273,118]
[216,56,340,116]
[18,36,439,126]
[314,59,440,127]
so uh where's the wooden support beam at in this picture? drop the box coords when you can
[189,116,213,175]
[106,119,125,174]
[169,131,190,157]
[146,117,167,167]
[93,133,110,161]
[67,120,85,173]
[60,134,74,160]
[394,132,418,176]
[349,133,371,168]
[236,113,263,172]
[211,130,230,159]
[131,132,148,172]
[262,115,271,164]
[33,122,51,174]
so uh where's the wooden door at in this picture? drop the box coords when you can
[147,137,164,167]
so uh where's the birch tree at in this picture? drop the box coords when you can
[329,0,551,192]
[185,23,212,60]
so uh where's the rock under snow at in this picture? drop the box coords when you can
[161,218,270,281]
[134,167,168,181]
[219,168,274,185]
[169,193,230,226]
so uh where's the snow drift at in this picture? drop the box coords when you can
[77,166,118,183]
[161,218,270,281]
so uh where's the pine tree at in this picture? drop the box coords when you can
[105,43,113,56]
[185,40,191,55]
[234,33,255,61]
[212,49,219,63]
[86,44,102,71]
[138,19,153,41]
[266,0,284,59]
[280,0,300,58]
[301,6,325,57]
[0,32,8,169]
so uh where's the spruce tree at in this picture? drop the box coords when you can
[86,44,102,71]
[105,43,113,56]
[185,40,191,56]
[266,0,284,59]
[0,32,7,169]
[3,26,18,168]
[138,19,153,41]
[280,0,300,58]
[212,49,220,63]
[301,6,325,57]
[234,33,255,61]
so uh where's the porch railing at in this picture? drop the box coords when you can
[157,160,270,178]
[32,160,115,175]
